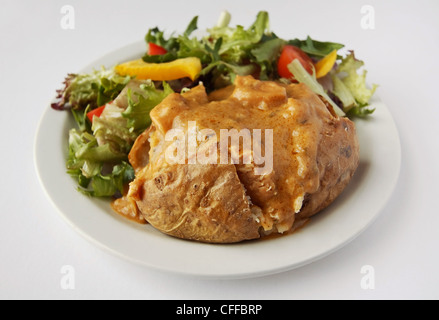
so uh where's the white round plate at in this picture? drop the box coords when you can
[34,42,401,279]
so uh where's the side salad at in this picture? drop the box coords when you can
[52,11,377,198]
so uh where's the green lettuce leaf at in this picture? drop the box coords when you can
[65,79,172,198]
[144,27,179,53]
[63,73,99,110]
[250,38,284,80]
[66,129,134,197]
[68,129,126,165]
[122,81,174,133]
[97,72,132,107]
[143,16,199,63]
[288,36,344,58]
[346,104,375,118]
[91,103,137,154]
[52,68,131,111]
[177,36,214,64]
[184,16,199,37]
[331,73,357,112]
[336,51,377,109]
[88,162,135,197]
[71,105,91,132]
[288,59,345,117]
[208,11,270,64]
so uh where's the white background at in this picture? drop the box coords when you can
[1,0,438,299]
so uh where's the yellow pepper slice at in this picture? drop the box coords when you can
[115,57,202,81]
[315,50,337,79]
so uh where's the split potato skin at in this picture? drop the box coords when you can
[127,76,359,243]
[129,164,261,243]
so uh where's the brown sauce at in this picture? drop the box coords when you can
[111,196,146,225]
[259,219,310,241]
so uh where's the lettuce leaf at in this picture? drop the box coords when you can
[66,129,134,197]
[71,105,91,132]
[52,68,131,111]
[288,59,345,117]
[97,72,131,107]
[337,52,377,106]
[345,104,375,118]
[122,81,174,133]
[64,78,172,198]
[208,11,270,64]
[67,129,126,166]
[87,162,135,197]
[91,103,137,155]
[288,36,344,58]
[143,16,199,64]
[251,38,284,80]
[331,74,357,112]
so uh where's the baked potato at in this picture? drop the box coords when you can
[125,75,359,243]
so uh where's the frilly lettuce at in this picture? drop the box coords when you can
[66,129,133,197]
[51,68,131,111]
[92,103,137,155]
[331,74,357,112]
[334,52,377,116]
[287,50,377,118]
[288,59,346,117]
[208,11,270,63]
[122,81,174,133]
